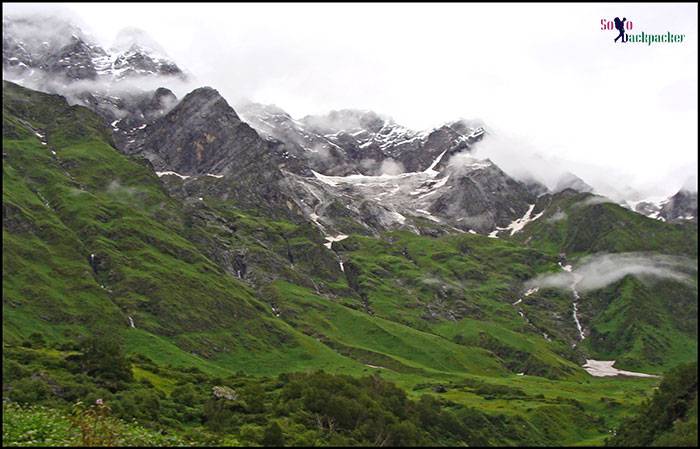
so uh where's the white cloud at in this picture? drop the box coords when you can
[379,159,405,176]
[525,253,697,293]
[546,210,568,223]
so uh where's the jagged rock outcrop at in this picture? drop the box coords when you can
[238,103,486,176]
[133,87,269,175]
[632,189,697,223]
[431,161,536,232]
[659,189,697,223]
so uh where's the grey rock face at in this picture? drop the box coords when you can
[237,103,485,176]
[3,33,35,73]
[122,94,535,236]
[232,102,532,234]
[431,163,535,232]
[109,44,185,79]
[134,87,270,175]
[632,189,697,223]
[659,190,697,223]
[634,201,661,218]
[126,87,310,221]
[522,179,550,198]
[40,36,101,80]
[79,87,178,151]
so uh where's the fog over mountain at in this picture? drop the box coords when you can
[4,2,697,202]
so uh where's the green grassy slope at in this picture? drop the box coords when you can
[582,277,697,372]
[2,81,362,374]
[513,189,697,256]
[503,189,698,372]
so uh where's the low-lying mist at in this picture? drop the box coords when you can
[3,68,195,111]
[469,131,697,202]
[525,252,697,293]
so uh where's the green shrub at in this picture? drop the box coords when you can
[262,421,285,447]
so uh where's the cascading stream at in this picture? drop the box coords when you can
[559,262,586,343]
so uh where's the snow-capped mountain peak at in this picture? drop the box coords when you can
[3,15,186,83]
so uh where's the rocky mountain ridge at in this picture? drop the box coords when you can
[3,14,695,234]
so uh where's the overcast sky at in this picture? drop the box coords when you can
[5,3,698,198]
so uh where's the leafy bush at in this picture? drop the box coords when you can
[2,402,200,447]
[262,421,285,447]
[607,361,698,447]
[76,333,133,391]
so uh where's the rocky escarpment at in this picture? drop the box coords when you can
[111,88,539,235]
[131,87,269,175]
[430,162,536,232]
[659,189,697,223]
[123,87,308,220]
[238,103,486,176]
[633,189,698,223]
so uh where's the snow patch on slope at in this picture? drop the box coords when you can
[582,360,659,378]
[156,171,190,180]
[324,234,349,249]
[490,204,544,237]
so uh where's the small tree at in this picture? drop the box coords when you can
[262,421,285,447]
[79,332,132,391]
